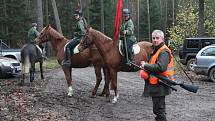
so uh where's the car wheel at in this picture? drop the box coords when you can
[209,67,215,82]
[187,58,195,71]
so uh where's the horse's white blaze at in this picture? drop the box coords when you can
[21,55,30,74]
[68,86,73,96]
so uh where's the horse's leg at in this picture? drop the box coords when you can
[90,65,102,98]
[40,61,44,79]
[30,62,35,83]
[101,67,111,97]
[110,68,119,103]
[19,73,25,86]
[62,67,73,96]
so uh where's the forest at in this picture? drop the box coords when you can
[0,0,215,50]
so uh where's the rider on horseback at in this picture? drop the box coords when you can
[27,22,46,59]
[63,10,87,67]
[120,9,137,66]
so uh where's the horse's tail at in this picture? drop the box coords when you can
[21,55,30,74]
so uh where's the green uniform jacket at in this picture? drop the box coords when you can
[144,42,172,97]
[119,18,136,42]
[74,17,86,39]
[27,27,39,43]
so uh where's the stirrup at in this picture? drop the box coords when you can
[62,60,71,67]
[126,60,132,66]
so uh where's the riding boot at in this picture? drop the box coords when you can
[63,48,72,67]
[126,48,132,66]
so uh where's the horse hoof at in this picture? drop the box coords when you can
[67,92,73,97]
[18,82,24,86]
[111,98,117,104]
[98,93,105,97]
[89,94,96,98]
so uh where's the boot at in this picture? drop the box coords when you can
[126,49,132,66]
[63,48,71,67]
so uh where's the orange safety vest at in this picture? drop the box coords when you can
[148,45,174,85]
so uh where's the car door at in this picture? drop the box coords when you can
[197,46,215,69]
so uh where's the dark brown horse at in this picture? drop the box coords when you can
[35,25,109,97]
[78,28,153,103]
[20,43,44,85]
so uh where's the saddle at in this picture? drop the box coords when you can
[118,40,140,56]
[64,41,80,54]
[35,44,43,57]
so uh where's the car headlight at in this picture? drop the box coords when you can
[0,61,12,67]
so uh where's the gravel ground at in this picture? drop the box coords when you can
[0,67,215,121]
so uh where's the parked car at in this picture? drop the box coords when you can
[193,44,215,82]
[0,57,21,78]
[0,39,21,61]
[179,37,215,71]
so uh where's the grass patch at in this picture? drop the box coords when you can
[35,57,60,71]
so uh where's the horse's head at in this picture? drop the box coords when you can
[35,25,51,44]
[78,28,94,52]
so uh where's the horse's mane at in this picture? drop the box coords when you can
[89,28,113,42]
[49,26,66,39]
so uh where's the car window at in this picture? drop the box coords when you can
[201,47,215,56]
[187,40,199,48]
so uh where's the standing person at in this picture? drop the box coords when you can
[140,30,174,121]
[62,10,87,67]
[119,8,137,66]
[27,22,46,58]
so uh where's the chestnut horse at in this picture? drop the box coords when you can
[35,25,109,97]
[78,28,153,103]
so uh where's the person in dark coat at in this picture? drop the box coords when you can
[28,23,39,43]
[140,30,174,121]
[27,22,46,58]
[62,10,87,67]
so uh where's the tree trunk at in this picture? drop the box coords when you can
[101,0,104,32]
[147,0,151,41]
[45,0,49,25]
[137,0,139,41]
[51,0,62,34]
[37,0,43,31]
[198,0,205,37]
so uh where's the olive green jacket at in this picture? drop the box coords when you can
[143,43,172,97]
[119,18,136,42]
[27,27,39,43]
[74,17,86,39]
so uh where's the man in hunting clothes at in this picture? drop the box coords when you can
[28,23,40,43]
[119,8,137,66]
[62,10,87,67]
[27,22,45,58]
[139,30,174,121]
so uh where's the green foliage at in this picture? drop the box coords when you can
[167,2,198,51]
[1,0,215,50]
[205,0,215,36]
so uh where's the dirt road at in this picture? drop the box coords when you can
[0,67,215,121]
